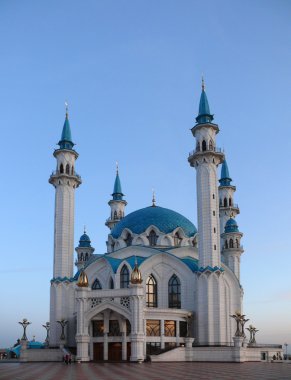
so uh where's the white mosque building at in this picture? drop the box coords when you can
[47,82,279,363]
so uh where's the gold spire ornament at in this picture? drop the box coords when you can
[77,268,89,287]
[130,257,143,284]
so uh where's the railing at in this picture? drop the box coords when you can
[193,341,234,347]
[50,170,81,179]
[247,344,282,348]
[189,147,223,157]
[220,203,239,209]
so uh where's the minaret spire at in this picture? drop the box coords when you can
[105,164,127,234]
[196,77,214,124]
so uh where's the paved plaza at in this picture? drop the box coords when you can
[0,362,291,380]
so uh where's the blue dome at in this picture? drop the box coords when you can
[111,206,197,239]
[79,233,91,247]
[225,218,239,233]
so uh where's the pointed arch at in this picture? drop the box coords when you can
[224,197,227,207]
[173,232,182,246]
[92,278,102,290]
[146,274,157,307]
[60,163,64,174]
[110,277,114,289]
[120,265,129,288]
[209,139,214,151]
[168,274,181,309]
[65,164,70,174]
[148,230,158,246]
[229,197,232,206]
[124,233,132,247]
[229,239,234,248]
[202,140,207,151]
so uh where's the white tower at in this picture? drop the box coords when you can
[218,160,240,250]
[105,164,127,230]
[49,108,81,346]
[188,80,226,344]
[221,218,244,281]
[75,230,95,270]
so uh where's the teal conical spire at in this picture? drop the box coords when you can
[58,105,74,150]
[195,78,214,124]
[219,160,232,186]
[112,163,124,200]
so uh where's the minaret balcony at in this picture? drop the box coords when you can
[219,204,240,214]
[188,146,224,166]
[49,170,82,186]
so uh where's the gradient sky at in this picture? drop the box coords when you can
[0,0,290,349]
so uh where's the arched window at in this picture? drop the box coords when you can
[229,239,234,248]
[124,233,132,247]
[80,252,84,261]
[113,210,118,220]
[119,210,123,219]
[196,142,200,152]
[60,164,64,173]
[209,140,213,151]
[148,230,158,246]
[236,239,239,248]
[110,277,114,289]
[224,198,227,207]
[92,278,102,289]
[85,253,88,260]
[202,140,207,151]
[71,166,74,175]
[168,274,181,309]
[229,198,232,206]
[174,232,182,246]
[120,265,129,288]
[146,275,157,307]
[225,240,228,249]
[65,164,70,174]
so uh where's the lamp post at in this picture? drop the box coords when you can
[284,343,288,360]
[18,319,31,341]
[42,322,50,346]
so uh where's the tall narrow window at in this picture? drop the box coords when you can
[146,275,157,307]
[66,164,70,174]
[202,140,207,151]
[168,274,181,309]
[110,277,114,289]
[224,198,227,207]
[124,233,132,247]
[148,230,158,246]
[229,198,232,206]
[120,265,129,288]
[71,166,74,175]
[92,278,102,289]
[229,239,234,248]
[236,239,239,248]
[174,232,182,246]
[225,240,228,249]
[60,164,64,174]
[209,140,213,151]
[114,210,118,220]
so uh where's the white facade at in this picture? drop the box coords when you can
[48,86,252,361]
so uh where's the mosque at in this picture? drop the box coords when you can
[47,82,278,363]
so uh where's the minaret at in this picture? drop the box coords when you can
[49,106,82,278]
[218,159,240,245]
[49,106,81,346]
[221,218,244,280]
[105,163,127,230]
[188,79,224,268]
[188,79,226,345]
[75,229,95,270]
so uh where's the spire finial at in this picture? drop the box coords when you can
[202,76,205,91]
[152,189,156,207]
[116,161,119,175]
[65,101,68,118]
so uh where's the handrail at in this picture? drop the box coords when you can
[189,147,223,157]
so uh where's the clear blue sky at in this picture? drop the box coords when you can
[0,0,290,348]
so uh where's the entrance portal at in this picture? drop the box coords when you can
[93,343,103,361]
[108,342,122,361]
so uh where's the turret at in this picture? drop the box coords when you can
[221,218,244,280]
[75,230,95,270]
[105,164,127,230]
[218,160,240,245]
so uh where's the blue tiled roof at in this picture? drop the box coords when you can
[110,206,197,239]
[196,88,214,124]
[225,218,239,233]
[79,233,91,248]
[58,114,74,150]
[112,173,124,200]
[180,256,199,272]
[219,160,232,186]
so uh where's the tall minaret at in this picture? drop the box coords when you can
[49,106,81,346]
[105,164,127,230]
[218,159,240,248]
[188,80,226,345]
[188,79,224,268]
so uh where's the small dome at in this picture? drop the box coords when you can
[131,264,143,284]
[111,206,197,239]
[225,218,239,233]
[78,233,91,248]
[76,269,89,287]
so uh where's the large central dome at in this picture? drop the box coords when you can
[110,206,197,239]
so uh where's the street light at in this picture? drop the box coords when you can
[18,318,31,341]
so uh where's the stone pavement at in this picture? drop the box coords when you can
[0,362,291,380]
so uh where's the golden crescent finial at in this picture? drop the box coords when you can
[116,161,119,175]
[152,188,156,207]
